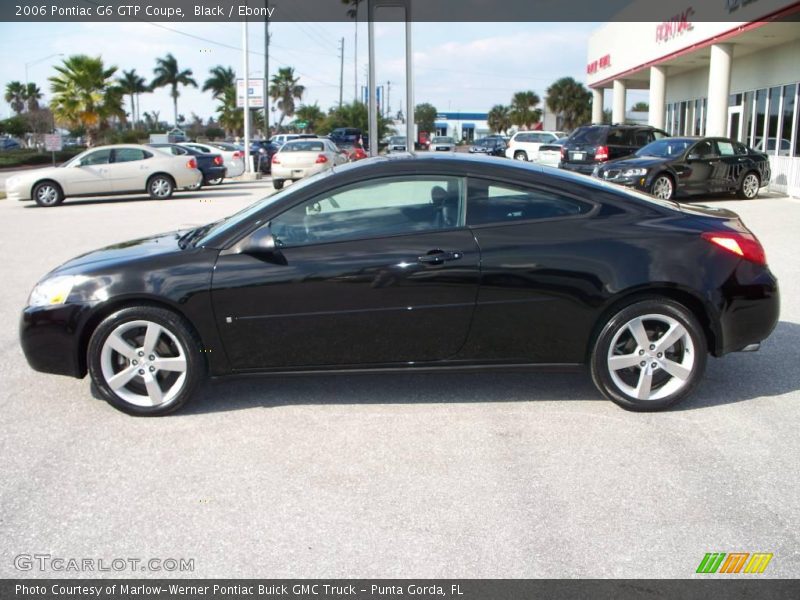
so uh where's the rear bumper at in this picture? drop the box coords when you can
[560,162,597,175]
[271,163,328,180]
[202,166,227,182]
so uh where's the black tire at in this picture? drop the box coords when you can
[87,306,204,416]
[590,298,707,411]
[273,179,285,190]
[736,171,760,200]
[206,176,224,186]
[32,180,64,207]
[650,174,675,200]
[147,174,175,200]
[513,151,528,161]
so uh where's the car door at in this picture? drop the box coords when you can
[60,148,112,195]
[458,177,598,363]
[107,148,153,192]
[715,138,749,192]
[683,139,720,194]
[211,175,480,371]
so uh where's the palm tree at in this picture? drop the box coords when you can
[546,77,592,131]
[117,69,148,129]
[294,103,325,132]
[487,104,512,134]
[151,53,197,127]
[216,87,242,137]
[4,81,26,114]
[23,83,43,112]
[49,55,124,146]
[203,65,236,100]
[509,91,542,130]
[269,67,305,129]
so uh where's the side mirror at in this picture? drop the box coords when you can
[240,228,277,255]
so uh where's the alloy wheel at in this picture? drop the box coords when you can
[36,185,59,205]
[606,314,695,401]
[151,178,172,198]
[742,173,759,199]
[100,320,188,408]
[652,176,673,200]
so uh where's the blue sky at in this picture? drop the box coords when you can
[0,21,646,122]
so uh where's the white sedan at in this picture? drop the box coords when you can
[180,142,245,178]
[271,138,348,190]
[6,144,202,207]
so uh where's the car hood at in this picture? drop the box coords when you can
[601,156,669,170]
[51,230,189,276]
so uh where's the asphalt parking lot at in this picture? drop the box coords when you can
[1,179,799,578]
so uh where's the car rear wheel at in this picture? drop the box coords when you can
[33,181,64,207]
[207,176,224,186]
[88,306,204,416]
[148,174,175,199]
[650,175,674,200]
[514,151,528,161]
[590,299,706,411]
[737,172,760,199]
[273,179,285,190]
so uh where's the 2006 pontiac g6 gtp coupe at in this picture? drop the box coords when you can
[20,154,779,415]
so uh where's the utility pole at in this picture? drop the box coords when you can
[264,0,269,139]
[242,19,252,174]
[353,4,358,102]
[338,37,345,108]
[385,80,391,119]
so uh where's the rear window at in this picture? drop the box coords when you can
[568,126,606,145]
[283,141,325,152]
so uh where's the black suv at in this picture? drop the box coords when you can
[559,125,669,175]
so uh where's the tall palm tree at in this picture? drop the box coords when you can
[269,67,305,129]
[546,77,592,131]
[509,91,542,130]
[23,83,43,112]
[49,55,124,146]
[117,69,148,129]
[203,65,236,100]
[216,87,242,137]
[487,104,512,134]
[151,53,197,127]
[294,103,325,132]
[4,81,26,114]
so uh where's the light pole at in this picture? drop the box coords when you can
[242,19,252,174]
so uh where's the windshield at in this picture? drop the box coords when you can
[568,126,605,145]
[196,169,336,246]
[390,137,406,144]
[636,139,693,158]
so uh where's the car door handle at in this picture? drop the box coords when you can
[418,250,463,264]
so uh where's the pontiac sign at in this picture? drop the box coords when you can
[656,7,695,43]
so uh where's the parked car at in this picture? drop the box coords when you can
[329,127,362,147]
[200,141,246,178]
[19,154,779,415]
[504,131,565,162]
[560,124,670,175]
[429,136,456,152]
[5,144,201,207]
[535,139,566,168]
[754,137,791,157]
[148,143,226,188]
[593,136,771,200]
[248,140,282,174]
[180,142,244,178]
[0,136,21,150]
[166,128,187,143]
[387,136,407,153]
[270,138,348,189]
[469,137,507,156]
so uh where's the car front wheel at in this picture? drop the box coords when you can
[33,181,64,207]
[590,299,706,411]
[514,151,527,161]
[87,306,204,416]
[650,175,674,200]
[273,179,285,190]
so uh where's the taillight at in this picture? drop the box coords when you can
[271,154,280,164]
[315,154,328,164]
[187,158,197,169]
[233,151,243,159]
[595,145,609,161]
[701,231,766,265]
[213,155,223,166]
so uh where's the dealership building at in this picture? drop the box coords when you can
[586,0,800,196]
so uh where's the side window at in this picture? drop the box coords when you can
[79,149,111,166]
[717,140,736,157]
[692,140,718,158]
[634,130,651,146]
[114,148,148,163]
[270,176,463,247]
[605,129,627,145]
[467,179,593,226]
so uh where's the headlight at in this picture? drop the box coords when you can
[622,168,649,177]
[28,275,86,307]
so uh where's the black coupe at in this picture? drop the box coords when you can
[20,155,779,415]
[593,137,771,201]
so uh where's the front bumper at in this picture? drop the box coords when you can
[20,303,93,378]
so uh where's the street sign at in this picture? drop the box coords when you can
[295,120,308,129]
[44,134,62,152]
[236,78,265,109]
